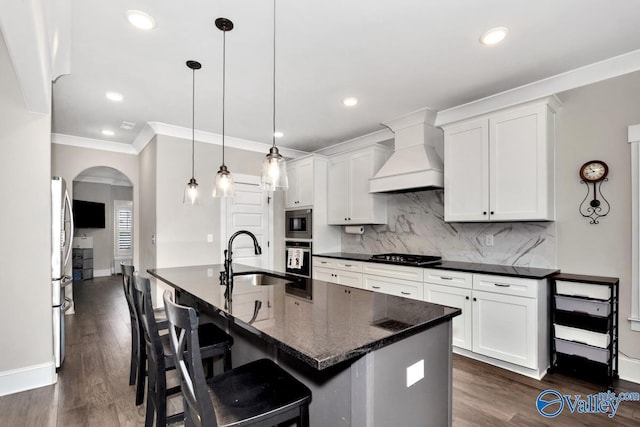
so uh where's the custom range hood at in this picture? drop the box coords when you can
[370,108,444,193]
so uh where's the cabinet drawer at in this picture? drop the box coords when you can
[554,295,610,317]
[364,275,423,300]
[82,259,93,269]
[423,269,472,289]
[473,274,537,298]
[555,280,610,301]
[554,310,611,334]
[555,338,609,364]
[362,263,423,282]
[554,324,609,348]
[314,266,363,289]
[313,257,363,273]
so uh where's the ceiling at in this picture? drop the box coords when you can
[52,0,640,153]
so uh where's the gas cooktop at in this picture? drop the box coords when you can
[369,253,442,266]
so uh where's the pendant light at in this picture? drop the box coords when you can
[183,60,202,205]
[260,0,289,191]
[213,18,235,198]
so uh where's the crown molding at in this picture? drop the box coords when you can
[52,133,138,154]
[436,48,640,126]
[144,122,309,158]
[314,128,394,156]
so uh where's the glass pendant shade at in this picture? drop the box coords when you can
[183,178,199,205]
[213,165,235,197]
[261,146,288,191]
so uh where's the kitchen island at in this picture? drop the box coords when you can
[149,264,460,427]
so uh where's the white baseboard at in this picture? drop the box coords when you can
[93,269,111,277]
[619,355,640,385]
[0,361,57,396]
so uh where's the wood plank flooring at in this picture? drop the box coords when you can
[0,275,638,426]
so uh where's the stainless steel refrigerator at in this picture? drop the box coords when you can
[51,177,73,368]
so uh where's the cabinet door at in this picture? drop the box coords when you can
[327,155,350,224]
[490,105,551,221]
[424,283,472,350]
[349,150,374,223]
[444,118,489,222]
[313,266,338,284]
[296,157,314,207]
[472,290,537,369]
[285,163,300,208]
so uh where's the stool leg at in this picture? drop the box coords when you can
[129,323,138,386]
[145,366,155,427]
[135,343,146,406]
[156,364,167,427]
[299,405,309,427]
[223,346,232,372]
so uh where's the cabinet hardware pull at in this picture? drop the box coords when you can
[320,261,327,264]
[465,296,470,300]
[473,297,477,301]
[372,285,381,289]
[344,264,352,267]
[483,211,487,215]
[494,283,510,287]
[401,291,410,295]
[441,276,453,280]
[490,211,494,215]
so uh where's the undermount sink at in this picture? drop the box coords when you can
[232,272,297,287]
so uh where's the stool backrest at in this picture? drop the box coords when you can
[163,291,218,427]
[120,264,138,323]
[133,276,165,369]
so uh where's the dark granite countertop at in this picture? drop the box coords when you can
[314,252,560,279]
[148,264,460,370]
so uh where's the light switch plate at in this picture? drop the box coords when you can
[406,359,424,387]
[207,234,213,243]
[485,234,494,246]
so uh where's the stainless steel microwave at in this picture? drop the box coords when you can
[285,209,312,240]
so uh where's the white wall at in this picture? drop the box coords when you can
[556,71,640,359]
[0,34,54,392]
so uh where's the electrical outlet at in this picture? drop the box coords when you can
[485,234,494,246]
[207,234,213,243]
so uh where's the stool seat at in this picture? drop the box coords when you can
[207,358,311,427]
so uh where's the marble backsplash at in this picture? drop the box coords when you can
[341,190,556,268]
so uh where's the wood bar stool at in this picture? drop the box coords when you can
[163,290,311,427]
[134,276,233,427]
[121,263,169,406]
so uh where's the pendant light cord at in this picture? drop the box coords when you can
[191,67,196,179]
[222,28,227,167]
[272,0,276,149]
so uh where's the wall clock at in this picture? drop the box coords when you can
[579,160,610,224]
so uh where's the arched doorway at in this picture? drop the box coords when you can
[70,166,133,306]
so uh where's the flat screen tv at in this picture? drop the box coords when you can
[73,200,106,228]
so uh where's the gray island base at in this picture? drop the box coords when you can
[149,264,460,427]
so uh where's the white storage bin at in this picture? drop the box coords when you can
[554,324,610,348]
[555,338,609,364]
[555,280,611,300]
[554,295,610,317]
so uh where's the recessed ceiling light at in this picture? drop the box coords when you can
[480,27,509,45]
[274,131,284,138]
[106,91,123,102]
[126,10,156,30]
[101,129,115,136]
[343,97,358,107]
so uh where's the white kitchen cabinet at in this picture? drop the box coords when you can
[313,257,364,289]
[443,98,557,222]
[327,146,390,225]
[423,269,473,350]
[285,156,314,208]
[362,262,424,300]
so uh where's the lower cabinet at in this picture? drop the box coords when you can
[363,274,423,301]
[472,289,537,369]
[424,268,548,377]
[424,283,472,350]
[312,257,364,289]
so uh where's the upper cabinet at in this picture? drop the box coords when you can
[285,156,315,209]
[328,146,390,225]
[442,98,558,222]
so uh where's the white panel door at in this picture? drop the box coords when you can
[444,118,489,222]
[223,175,272,269]
[424,283,472,350]
[472,290,537,369]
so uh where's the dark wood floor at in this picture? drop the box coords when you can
[0,275,638,426]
